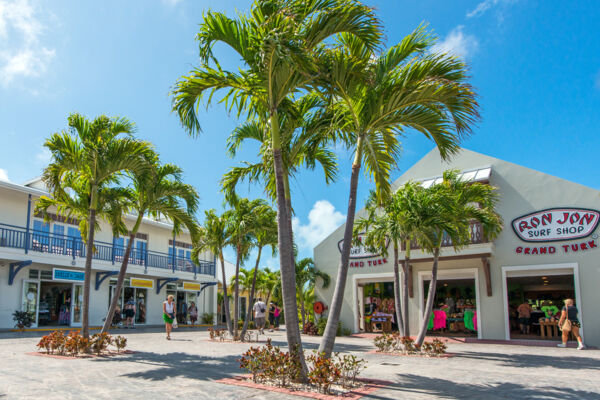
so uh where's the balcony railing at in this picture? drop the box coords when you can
[0,223,215,276]
[400,221,488,251]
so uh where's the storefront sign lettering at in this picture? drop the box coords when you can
[515,240,597,255]
[350,258,388,267]
[339,234,389,259]
[52,268,85,282]
[183,282,201,291]
[512,208,599,242]
[130,278,154,289]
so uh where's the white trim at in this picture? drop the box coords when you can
[417,268,482,339]
[501,262,583,342]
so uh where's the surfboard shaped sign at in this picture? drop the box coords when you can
[512,208,600,242]
[338,233,389,259]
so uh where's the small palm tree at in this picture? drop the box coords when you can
[101,161,200,333]
[40,113,152,338]
[260,267,280,307]
[319,26,480,357]
[414,170,503,346]
[195,209,233,334]
[295,258,330,328]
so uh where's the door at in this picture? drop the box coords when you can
[22,280,40,328]
[135,288,147,324]
[71,284,83,326]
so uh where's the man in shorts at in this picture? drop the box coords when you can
[253,297,267,334]
[517,301,532,335]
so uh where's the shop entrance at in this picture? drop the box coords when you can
[38,282,73,327]
[361,281,396,333]
[506,274,575,340]
[174,291,198,325]
[422,278,478,337]
[109,281,148,325]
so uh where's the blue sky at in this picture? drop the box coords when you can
[1,0,599,269]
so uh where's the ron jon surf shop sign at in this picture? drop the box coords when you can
[338,234,389,267]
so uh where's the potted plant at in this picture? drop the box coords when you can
[13,311,34,331]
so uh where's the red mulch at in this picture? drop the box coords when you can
[216,374,392,400]
[26,350,136,359]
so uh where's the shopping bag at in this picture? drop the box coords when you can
[172,318,178,329]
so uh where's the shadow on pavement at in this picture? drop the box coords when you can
[453,351,600,371]
[362,374,600,400]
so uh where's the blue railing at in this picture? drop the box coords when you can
[0,223,215,276]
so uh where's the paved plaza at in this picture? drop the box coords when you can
[0,328,599,399]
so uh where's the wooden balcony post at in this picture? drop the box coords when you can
[481,257,492,296]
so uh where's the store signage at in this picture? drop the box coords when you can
[183,282,201,291]
[53,268,84,282]
[516,239,597,255]
[350,258,388,268]
[512,208,600,242]
[339,234,389,259]
[130,278,154,289]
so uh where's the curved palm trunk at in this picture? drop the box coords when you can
[271,111,308,380]
[415,247,440,347]
[402,240,411,337]
[219,253,233,334]
[241,246,262,339]
[82,198,97,339]
[101,232,136,333]
[392,241,405,337]
[299,292,306,328]
[233,247,241,339]
[319,139,363,358]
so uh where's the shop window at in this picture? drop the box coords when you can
[40,270,53,280]
[29,269,39,279]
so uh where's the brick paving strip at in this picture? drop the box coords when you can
[366,350,455,358]
[25,350,136,359]
[216,374,393,400]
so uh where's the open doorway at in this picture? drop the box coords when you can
[38,282,72,326]
[422,278,478,337]
[506,274,575,340]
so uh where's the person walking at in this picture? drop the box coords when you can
[517,301,532,335]
[124,298,136,329]
[163,295,176,340]
[557,298,585,350]
[273,304,281,330]
[253,297,267,334]
[189,301,198,325]
[268,302,275,331]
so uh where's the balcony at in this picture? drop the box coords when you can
[0,223,215,276]
[400,221,488,251]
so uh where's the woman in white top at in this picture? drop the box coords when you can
[163,294,176,340]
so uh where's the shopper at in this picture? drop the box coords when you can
[253,297,267,334]
[517,301,532,335]
[558,299,585,350]
[268,302,275,331]
[124,298,136,329]
[273,304,281,330]
[163,294,176,340]
[189,301,198,325]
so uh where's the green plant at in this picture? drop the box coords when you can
[303,321,318,335]
[90,332,112,356]
[422,339,447,357]
[400,336,417,354]
[335,354,367,388]
[114,336,127,353]
[316,317,343,336]
[307,352,342,394]
[373,332,396,353]
[239,339,301,387]
[12,311,34,331]
[50,331,66,355]
[37,335,52,354]
[201,313,214,325]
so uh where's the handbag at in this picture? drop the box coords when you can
[561,307,572,332]
[172,317,178,329]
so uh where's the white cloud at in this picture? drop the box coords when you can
[293,200,346,252]
[0,168,9,182]
[0,0,55,86]
[467,0,518,19]
[432,26,478,60]
[35,146,51,164]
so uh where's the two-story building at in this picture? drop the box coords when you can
[314,148,600,347]
[0,178,217,329]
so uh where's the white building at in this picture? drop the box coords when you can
[0,178,217,329]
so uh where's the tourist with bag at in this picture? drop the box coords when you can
[253,297,267,334]
[557,298,585,350]
[163,295,176,340]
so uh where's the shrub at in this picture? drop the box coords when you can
[335,354,367,388]
[201,313,214,325]
[307,352,341,394]
[37,335,52,354]
[208,327,227,341]
[64,330,89,356]
[373,332,396,353]
[13,311,34,330]
[400,336,417,354]
[315,317,344,336]
[239,339,301,386]
[303,321,318,335]
[114,336,127,353]
[422,339,447,357]
[90,332,112,356]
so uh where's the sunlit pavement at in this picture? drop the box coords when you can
[0,328,598,399]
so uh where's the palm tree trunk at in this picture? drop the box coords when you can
[300,293,306,328]
[318,138,363,358]
[392,241,405,337]
[415,246,440,347]
[220,253,233,335]
[241,246,262,339]
[233,245,241,339]
[81,189,98,339]
[402,239,411,337]
[101,233,135,333]
[271,110,308,380]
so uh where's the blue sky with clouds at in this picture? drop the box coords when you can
[1,0,599,269]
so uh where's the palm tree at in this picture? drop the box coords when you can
[295,258,330,328]
[241,206,278,339]
[318,26,480,357]
[171,0,381,375]
[41,113,152,338]
[260,267,280,307]
[414,170,503,347]
[195,209,233,334]
[101,161,200,333]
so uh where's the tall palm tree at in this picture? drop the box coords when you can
[172,0,381,375]
[414,170,503,346]
[241,206,278,339]
[194,209,233,334]
[41,113,152,338]
[295,258,330,328]
[318,26,480,357]
[260,267,280,307]
[101,161,200,333]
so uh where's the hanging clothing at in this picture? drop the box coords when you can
[464,309,476,331]
[433,310,447,330]
[428,312,434,330]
